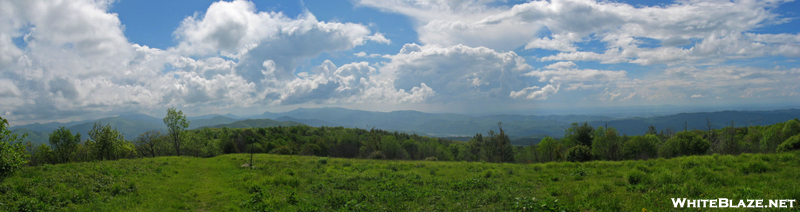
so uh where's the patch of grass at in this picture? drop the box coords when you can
[1,152,798,211]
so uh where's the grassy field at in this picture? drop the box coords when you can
[2,152,800,211]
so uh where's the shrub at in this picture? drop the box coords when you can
[658,131,709,158]
[627,170,648,185]
[622,134,658,160]
[424,156,438,161]
[317,157,328,165]
[776,134,800,152]
[565,145,592,162]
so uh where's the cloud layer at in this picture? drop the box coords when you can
[0,0,798,124]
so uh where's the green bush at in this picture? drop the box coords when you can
[622,134,658,160]
[565,145,592,162]
[626,170,648,185]
[776,134,800,152]
[658,131,709,158]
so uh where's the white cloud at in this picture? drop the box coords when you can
[0,0,398,124]
[360,0,799,65]
[510,82,560,100]
[380,43,532,101]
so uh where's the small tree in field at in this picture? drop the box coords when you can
[88,122,125,160]
[136,130,162,157]
[49,126,81,163]
[164,108,189,156]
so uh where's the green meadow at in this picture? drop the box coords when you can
[2,151,799,211]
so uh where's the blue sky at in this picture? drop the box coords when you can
[1,0,799,125]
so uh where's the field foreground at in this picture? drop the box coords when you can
[1,152,800,211]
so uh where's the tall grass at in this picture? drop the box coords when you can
[2,151,799,211]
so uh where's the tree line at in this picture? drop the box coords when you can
[3,108,800,180]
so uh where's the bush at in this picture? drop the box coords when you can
[424,157,438,161]
[565,145,592,162]
[658,131,709,158]
[627,170,648,185]
[622,134,658,160]
[776,134,800,152]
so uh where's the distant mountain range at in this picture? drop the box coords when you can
[9,107,800,146]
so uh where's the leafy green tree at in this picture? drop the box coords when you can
[777,134,800,152]
[49,126,81,163]
[1,116,29,180]
[591,126,622,161]
[564,122,594,148]
[164,107,189,156]
[537,136,560,162]
[658,131,709,158]
[781,119,800,138]
[87,122,125,160]
[30,143,56,165]
[621,134,658,160]
[761,126,782,152]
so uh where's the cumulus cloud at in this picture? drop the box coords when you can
[380,43,532,101]
[359,0,799,65]
[0,0,401,124]
[510,81,560,100]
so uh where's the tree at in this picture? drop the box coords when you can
[88,122,125,160]
[621,134,658,160]
[1,116,29,180]
[493,123,514,163]
[777,134,800,152]
[591,126,622,161]
[564,122,594,148]
[658,131,710,158]
[136,130,162,157]
[49,126,81,163]
[537,136,560,162]
[164,107,189,156]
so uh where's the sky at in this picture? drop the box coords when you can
[1,0,799,125]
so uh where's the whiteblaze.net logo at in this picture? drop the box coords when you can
[671,198,796,208]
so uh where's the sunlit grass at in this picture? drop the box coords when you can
[2,151,800,211]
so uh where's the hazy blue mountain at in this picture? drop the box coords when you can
[189,116,239,129]
[589,109,800,136]
[116,114,164,125]
[189,113,242,121]
[201,119,303,129]
[9,128,50,146]
[67,117,168,140]
[258,107,612,137]
[8,119,92,133]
